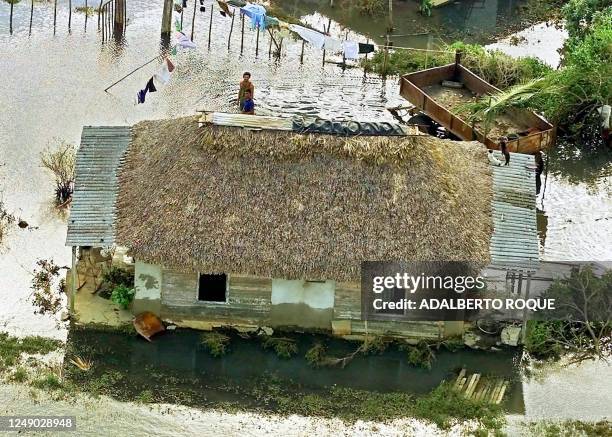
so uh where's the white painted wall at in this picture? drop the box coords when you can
[271,279,335,309]
[134,261,162,300]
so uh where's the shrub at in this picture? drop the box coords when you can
[200,332,231,357]
[40,141,76,205]
[305,342,327,367]
[261,336,298,359]
[110,285,135,309]
[101,267,134,293]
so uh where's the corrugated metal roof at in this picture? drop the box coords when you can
[66,126,131,247]
[489,151,540,272]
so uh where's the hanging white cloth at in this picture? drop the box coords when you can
[175,32,197,49]
[288,24,325,49]
[343,40,359,59]
[323,36,343,53]
[153,58,174,88]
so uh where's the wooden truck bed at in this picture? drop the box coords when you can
[400,63,555,154]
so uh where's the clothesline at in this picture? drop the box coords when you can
[380,45,456,54]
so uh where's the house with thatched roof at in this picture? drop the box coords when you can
[66,113,539,339]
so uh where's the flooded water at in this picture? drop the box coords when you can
[0,0,611,427]
[65,327,524,412]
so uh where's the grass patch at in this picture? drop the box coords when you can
[362,41,551,89]
[30,372,63,391]
[527,420,612,436]
[9,366,29,383]
[0,332,62,368]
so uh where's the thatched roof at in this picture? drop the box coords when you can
[116,116,493,281]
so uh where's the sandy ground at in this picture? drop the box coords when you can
[0,382,475,437]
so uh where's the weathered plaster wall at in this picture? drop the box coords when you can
[270,280,335,329]
[133,261,162,314]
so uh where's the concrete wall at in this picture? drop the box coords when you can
[133,261,162,315]
[270,280,335,329]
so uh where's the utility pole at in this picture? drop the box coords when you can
[387,0,393,32]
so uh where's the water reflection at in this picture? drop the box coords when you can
[275,0,528,47]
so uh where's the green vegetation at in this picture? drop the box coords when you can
[9,366,29,383]
[362,41,551,89]
[200,331,231,357]
[101,266,134,299]
[356,0,384,16]
[31,372,63,391]
[75,6,95,16]
[110,284,135,309]
[420,0,433,17]
[136,389,154,403]
[0,332,62,368]
[363,3,611,139]
[525,266,611,362]
[261,336,298,359]
[272,383,504,431]
[527,419,612,436]
[401,341,437,369]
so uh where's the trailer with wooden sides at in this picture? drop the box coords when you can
[399,62,556,154]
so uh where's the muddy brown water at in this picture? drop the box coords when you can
[0,0,611,422]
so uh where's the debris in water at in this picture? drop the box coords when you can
[18,220,28,229]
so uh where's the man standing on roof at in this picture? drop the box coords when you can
[238,71,254,112]
[241,89,255,115]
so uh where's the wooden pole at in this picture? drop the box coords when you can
[240,12,244,54]
[322,18,331,66]
[101,5,104,40]
[69,0,72,30]
[207,3,213,49]
[387,0,393,32]
[9,2,13,35]
[255,25,259,57]
[382,34,390,76]
[342,30,348,68]
[161,0,173,38]
[123,0,126,33]
[98,0,102,29]
[227,10,235,50]
[29,0,34,35]
[300,39,305,64]
[70,247,77,314]
[84,0,88,31]
[53,0,57,31]
[190,0,196,40]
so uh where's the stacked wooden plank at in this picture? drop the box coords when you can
[453,368,508,405]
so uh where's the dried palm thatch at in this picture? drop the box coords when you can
[116,116,493,282]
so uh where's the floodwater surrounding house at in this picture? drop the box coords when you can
[66,113,539,340]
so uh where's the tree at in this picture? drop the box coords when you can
[527,265,612,362]
[40,141,76,205]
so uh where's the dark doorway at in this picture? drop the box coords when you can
[198,274,227,302]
